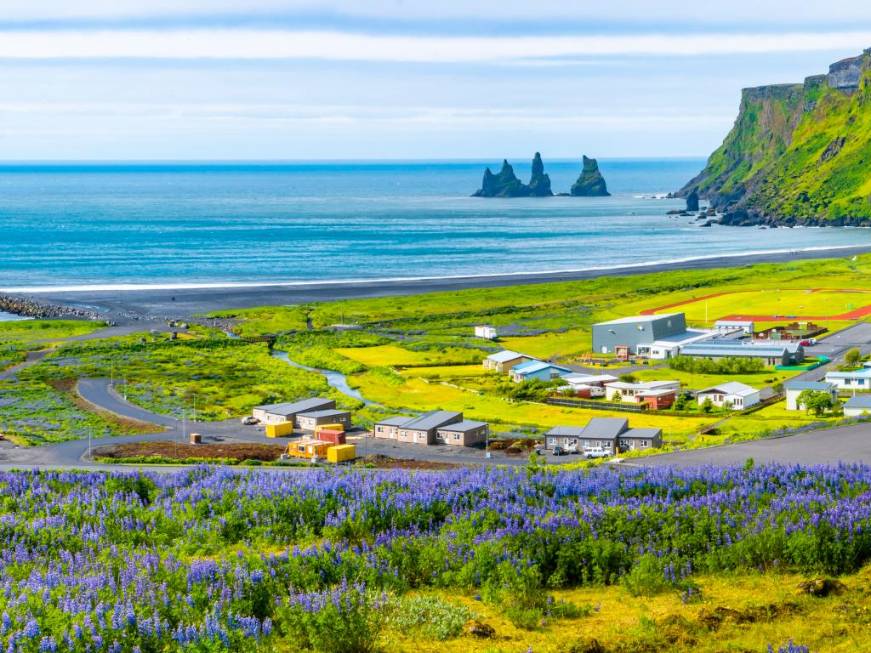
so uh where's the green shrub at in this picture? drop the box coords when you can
[385,595,472,640]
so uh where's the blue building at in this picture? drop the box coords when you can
[510,360,571,383]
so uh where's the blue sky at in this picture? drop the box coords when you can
[0,1,870,159]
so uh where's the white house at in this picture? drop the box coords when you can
[783,380,838,411]
[474,325,498,340]
[825,368,871,390]
[604,380,681,402]
[714,320,755,335]
[483,350,534,373]
[696,382,760,410]
[844,395,871,417]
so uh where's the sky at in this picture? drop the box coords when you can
[0,1,869,160]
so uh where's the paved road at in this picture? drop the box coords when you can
[792,322,871,382]
[634,420,871,468]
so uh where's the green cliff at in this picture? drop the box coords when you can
[682,48,871,225]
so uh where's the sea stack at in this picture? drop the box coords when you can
[526,152,553,197]
[473,160,528,197]
[686,189,700,212]
[570,156,610,197]
[473,153,553,197]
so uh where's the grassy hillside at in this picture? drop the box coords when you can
[684,49,871,224]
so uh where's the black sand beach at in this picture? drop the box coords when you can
[7,245,871,324]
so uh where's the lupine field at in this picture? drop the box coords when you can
[3,463,871,652]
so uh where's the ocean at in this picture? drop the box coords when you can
[0,159,868,292]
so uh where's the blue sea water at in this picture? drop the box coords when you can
[0,159,868,291]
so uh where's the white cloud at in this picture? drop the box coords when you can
[0,28,867,62]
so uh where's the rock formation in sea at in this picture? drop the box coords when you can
[526,152,553,197]
[473,153,553,197]
[473,160,529,197]
[570,156,610,197]
[686,189,700,212]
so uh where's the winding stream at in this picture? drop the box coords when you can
[271,350,374,405]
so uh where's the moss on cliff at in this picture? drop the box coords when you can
[683,49,871,224]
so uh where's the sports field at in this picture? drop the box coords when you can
[642,288,871,326]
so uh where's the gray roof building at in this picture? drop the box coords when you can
[254,398,335,415]
[377,416,415,427]
[401,410,463,431]
[437,420,488,433]
[582,417,630,438]
[845,395,871,410]
[545,426,587,438]
[784,381,834,392]
[592,313,687,355]
[680,341,804,365]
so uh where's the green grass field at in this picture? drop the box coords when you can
[215,254,871,450]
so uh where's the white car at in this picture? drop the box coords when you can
[584,447,611,459]
[241,416,259,425]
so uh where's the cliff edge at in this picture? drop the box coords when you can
[680,48,871,225]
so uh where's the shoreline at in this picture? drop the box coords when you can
[5,244,871,325]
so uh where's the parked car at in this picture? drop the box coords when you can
[241,416,259,425]
[799,338,817,346]
[552,445,568,456]
[584,447,611,459]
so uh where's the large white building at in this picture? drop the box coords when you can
[825,368,871,390]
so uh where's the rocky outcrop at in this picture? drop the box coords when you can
[0,294,104,321]
[570,156,610,197]
[678,47,871,225]
[473,160,529,197]
[686,189,700,212]
[473,153,553,197]
[526,152,553,197]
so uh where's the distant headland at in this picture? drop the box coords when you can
[473,153,610,197]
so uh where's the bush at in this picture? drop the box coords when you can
[385,595,472,641]
[621,554,697,598]
[279,580,384,653]
[669,355,764,374]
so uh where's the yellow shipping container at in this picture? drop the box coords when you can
[315,423,346,434]
[265,422,294,438]
[327,444,357,464]
[287,439,331,460]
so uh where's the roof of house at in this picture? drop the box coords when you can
[297,409,350,419]
[715,320,754,326]
[594,313,682,326]
[582,418,629,438]
[256,397,334,415]
[606,380,679,391]
[562,373,618,385]
[511,360,571,375]
[638,387,678,397]
[437,420,488,433]
[486,350,527,363]
[784,381,834,391]
[376,416,415,427]
[545,426,587,437]
[621,427,663,440]
[680,342,797,358]
[697,381,758,397]
[400,410,462,431]
[653,329,715,345]
[826,368,871,379]
[845,395,871,409]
